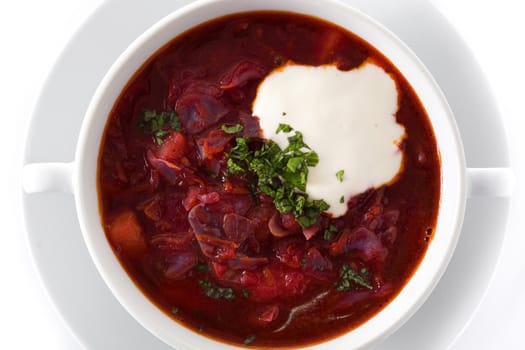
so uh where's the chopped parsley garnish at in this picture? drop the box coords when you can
[324,225,338,241]
[282,111,287,116]
[199,280,236,301]
[226,158,244,174]
[340,196,345,204]
[336,169,345,182]
[336,264,373,291]
[241,288,250,299]
[243,335,257,345]
[141,110,181,145]
[171,307,179,315]
[221,124,244,134]
[225,124,329,227]
[276,123,292,134]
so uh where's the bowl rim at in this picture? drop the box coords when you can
[74,0,467,349]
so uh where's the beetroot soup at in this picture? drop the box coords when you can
[98,12,440,348]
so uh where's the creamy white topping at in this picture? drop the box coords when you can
[253,62,405,217]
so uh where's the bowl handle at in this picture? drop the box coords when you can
[22,162,74,194]
[466,168,514,198]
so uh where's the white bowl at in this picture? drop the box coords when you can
[22,0,514,349]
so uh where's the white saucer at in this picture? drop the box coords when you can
[22,0,511,349]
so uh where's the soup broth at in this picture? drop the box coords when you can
[98,11,440,348]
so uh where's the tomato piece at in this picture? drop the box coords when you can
[211,262,228,278]
[199,129,233,160]
[258,305,279,323]
[245,265,308,301]
[273,238,305,269]
[158,132,186,161]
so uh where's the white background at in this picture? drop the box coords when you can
[1,0,523,349]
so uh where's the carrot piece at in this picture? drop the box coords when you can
[108,210,147,257]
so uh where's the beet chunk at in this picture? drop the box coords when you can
[330,227,387,263]
[175,82,230,134]
[220,60,267,89]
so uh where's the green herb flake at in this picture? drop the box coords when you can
[221,124,244,134]
[199,280,236,301]
[324,225,338,241]
[336,169,345,182]
[140,110,181,145]
[226,159,244,175]
[297,216,314,228]
[282,111,287,116]
[304,151,319,167]
[340,196,345,204]
[171,307,179,315]
[224,127,330,227]
[336,264,373,292]
[229,137,250,160]
[243,335,257,345]
[286,157,303,172]
[241,288,250,299]
[276,123,293,134]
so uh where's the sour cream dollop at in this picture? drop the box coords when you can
[253,62,405,217]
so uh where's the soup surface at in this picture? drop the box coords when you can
[98,11,440,348]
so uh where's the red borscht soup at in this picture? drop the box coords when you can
[98,12,440,348]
